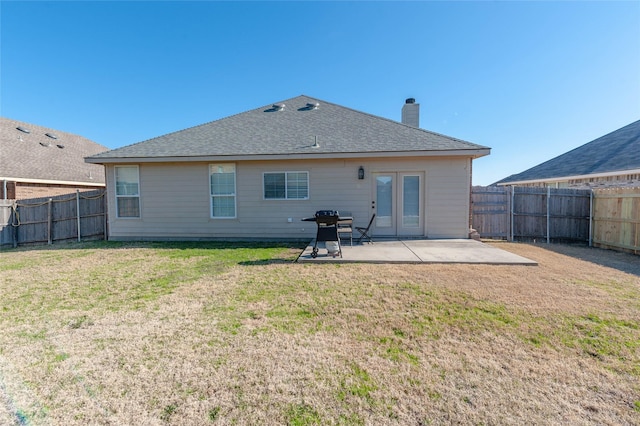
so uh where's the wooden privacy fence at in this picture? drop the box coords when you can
[472,186,640,254]
[0,190,106,248]
[472,186,591,243]
[592,187,640,254]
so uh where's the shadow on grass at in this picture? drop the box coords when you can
[237,258,298,266]
[534,242,640,277]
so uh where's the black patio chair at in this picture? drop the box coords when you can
[356,214,375,244]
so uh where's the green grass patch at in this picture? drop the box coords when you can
[286,403,322,425]
[160,403,177,421]
[0,241,300,319]
[563,313,640,362]
[379,336,419,365]
[338,363,378,404]
[208,406,221,421]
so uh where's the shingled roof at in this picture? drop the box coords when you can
[1,117,107,185]
[496,119,640,185]
[86,95,489,163]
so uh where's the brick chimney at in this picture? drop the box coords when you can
[401,98,419,128]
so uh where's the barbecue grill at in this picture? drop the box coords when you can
[304,210,343,258]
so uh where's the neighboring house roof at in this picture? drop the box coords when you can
[496,119,640,185]
[1,117,107,185]
[86,95,490,164]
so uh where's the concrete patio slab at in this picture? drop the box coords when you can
[297,239,537,265]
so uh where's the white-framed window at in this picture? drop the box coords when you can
[210,164,236,218]
[115,165,140,218]
[263,171,309,200]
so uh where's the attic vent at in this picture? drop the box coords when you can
[45,133,58,139]
[298,102,320,111]
[17,126,30,133]
[39,142,51,147]
[265,103,286,113]
[56,144,65,149]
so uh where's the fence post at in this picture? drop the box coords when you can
[12,204,18,248]
[546,186,551,244]
[103,191,108,241]
[510,186,515,242]
[47,198,53,245]
[76,190,81,242]
[589,190,594,247]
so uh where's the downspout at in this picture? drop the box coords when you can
[2,180,6,200]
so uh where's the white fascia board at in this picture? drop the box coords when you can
[0,177,106,187]
[497,168,640,186]
[86,148,491,164]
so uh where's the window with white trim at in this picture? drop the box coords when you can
[115,165,140,218]
[263,171,309,200]
[210,164,236,218]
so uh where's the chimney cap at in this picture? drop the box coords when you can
[405,98,416,104]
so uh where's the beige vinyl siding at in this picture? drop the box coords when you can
[237,160,369,239]
[425,158,471,238]
[105,156,472,240]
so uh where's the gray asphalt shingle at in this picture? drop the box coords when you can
[86,95,489,161]
[1,117,107,184]
[496,119,640,184]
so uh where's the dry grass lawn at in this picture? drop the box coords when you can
[0,241,638,425]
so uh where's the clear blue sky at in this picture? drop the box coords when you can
[1,1,639,185]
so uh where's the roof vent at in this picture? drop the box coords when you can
[405,98,416,104]
[298,102,320,111]
[45,133,58,139]
[312,135,320,148]
[265,103,286,113]
[17,126,30,133]
[56,144,65,149]
[39,142,51,147]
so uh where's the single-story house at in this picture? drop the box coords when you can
[495,119,640,188]
[1,117,107,200]
[85,95,490,241]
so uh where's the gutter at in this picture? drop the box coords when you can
[0,176,105,187]
[497,168,640,186]
[85,148,491,164]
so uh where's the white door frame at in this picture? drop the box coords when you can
[372,172,424,237]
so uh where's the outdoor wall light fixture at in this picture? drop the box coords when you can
[358,166,364,180]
